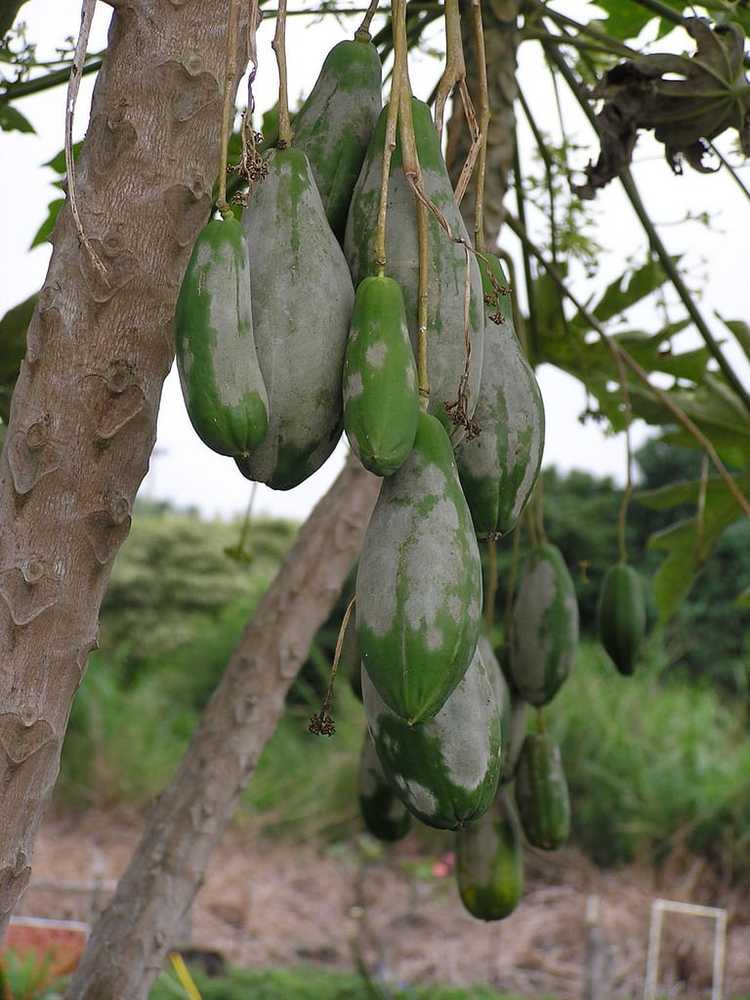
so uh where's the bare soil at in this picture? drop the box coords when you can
[17,812,750,998]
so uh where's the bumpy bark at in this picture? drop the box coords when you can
[67,458,379,1000]
[0,0,247,934]
[446,0,522,242]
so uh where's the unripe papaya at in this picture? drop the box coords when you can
[345,99,484,443]
[509,544,579,706]
[356,411,483,723]
[361,644,502,830]
[358,730,411,841]
[501,698,529,786]
[343,276,419,476]
[293,39,382,241]
[175,217,269,457]
[456,789,524,921]
[598,563,646,676]
[479,637,512,777]
[514,732,570,850]
[339,606,362,702]
[238,148,354,489]
[455,255,545,538]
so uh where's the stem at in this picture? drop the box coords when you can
[543,41,750,418]
[217,0,241,218]
[612,348,633,564]
[512,136,539,358]
[494,248,529,356]
[309,595,357,736]
[0,56,102,103]
[505,211,750,519]
[355,0,380,40]
[696,454,709,555]
[434,0,464,137]
[709,141,750,202]
[529,5,638,60]
[470,0,490,252]
[393,0,430,408]
[66,0,107,277]
[517,87,557,264]
[374,59,402,275]
[484,540,498,631]
[272,0,292,146]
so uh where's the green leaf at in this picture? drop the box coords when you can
[648,475,749,620]
[0,104,34,133]
[0,293,35,383]
[590,6,655,41]
[30,197,64,249]
[589,258,673,326]
[716,313,750,364]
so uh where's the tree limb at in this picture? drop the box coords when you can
[66,458,379,1000]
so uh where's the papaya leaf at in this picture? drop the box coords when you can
[591,7,656,42]
[570,258,674,328]
[716,313,750,364]
[574,18,750,198]
[648,476,748,620]
[30,197,64,248]
[0,103,34,133]
[637,474,746,511]
[0,294,34,383]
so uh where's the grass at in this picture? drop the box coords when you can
[150,965,546,1000]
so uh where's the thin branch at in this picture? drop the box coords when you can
[217,0,241,217]
[66,0,107,277]
[512,135,539,357]
[709,141,750,204]
[374,47,402,274]
[0,56,102,102]
[543,41,750,417]
[505,211,750,519]
[434,0,465,137]
[470,0,490,252]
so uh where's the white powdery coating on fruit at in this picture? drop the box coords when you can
[401,778,438,819]
[358,458,463,639]
[366,341,387,369]
[344,370,364,402]
[432,646,497,793]
[406,364,416,389]
[510,558,556,703]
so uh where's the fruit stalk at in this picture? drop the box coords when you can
[374,42,402,275]
[217,0,241,218]
[355,0,380,41]
[470,0,490,252]
[434,0,465,137]
[272,0,293,146]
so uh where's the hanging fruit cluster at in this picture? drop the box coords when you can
[173,0,644,924]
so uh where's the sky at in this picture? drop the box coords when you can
[2,1,749,522]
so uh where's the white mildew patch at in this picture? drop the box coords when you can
[206,252,264,410]
[194,240,215,271]
[366,341,387,369]
[426,625,444,651]
[344,371,364,401]
[403,778,439,819]
[447,594,463,623]
[357,497,412,637]
[434,648,497,793]
[405,363,416,389]
[511,561,556,703]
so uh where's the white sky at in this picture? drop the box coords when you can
[2,1,749,521]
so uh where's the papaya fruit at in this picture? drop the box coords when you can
[456,788,524,921]
[514,732,570,850]
[509,543,579,706]
[479,637,512,777]
[455,255,545,538]
[356,411,483,723]
[345,99,484,444]
[175,217,269,457]
[501,697,529,786]
[238,148,354,489]
[358,730,412,841]
[339,606,362,702]
[293,39,382,241]
[598,563,646,676]
[361,643,502,830]
[343,276,419,476]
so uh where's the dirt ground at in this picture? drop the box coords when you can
[17,811,750,998]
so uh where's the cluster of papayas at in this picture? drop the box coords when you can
[172,31,573,925]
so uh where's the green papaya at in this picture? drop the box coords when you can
[339,606,362,702]
[509,543,579,706]
[356,411,482,723]
[175,217,269,457]
[514,732,570,850]
[455,255,545,538]
[238,148,354,489]
[598,562,646,676]
[501,698,529,786]
[358,730,412,841]
[293,39,382,241]
[456,789,524,921]
[361,643,502,830]
[345,99,484,443]
[343,276,419,476]
[479,637,512,777]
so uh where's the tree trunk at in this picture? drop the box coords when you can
[0,0,247,933]
[67,457,379,1000]
[446,0,522,243]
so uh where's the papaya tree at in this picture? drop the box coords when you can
[0,2,748,999]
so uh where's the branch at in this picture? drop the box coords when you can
[67,459,380,1000]
[542,40,750,417]
[505,211,750,519]
[0,56,102,103]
